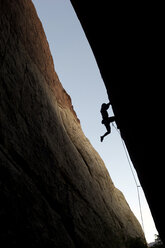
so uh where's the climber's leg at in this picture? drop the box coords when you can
[109,116,115,123]
[100,123,111,142]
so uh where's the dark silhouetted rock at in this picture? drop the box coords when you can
[71,0,164,245]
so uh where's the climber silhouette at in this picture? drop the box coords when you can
[100,102,115,142]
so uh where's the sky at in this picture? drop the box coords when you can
[32,0,157,243]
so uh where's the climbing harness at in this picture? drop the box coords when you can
[112,123,145,234]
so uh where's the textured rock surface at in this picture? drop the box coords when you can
[0,1,145,247]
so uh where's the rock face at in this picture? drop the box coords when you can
[0,1,145,247]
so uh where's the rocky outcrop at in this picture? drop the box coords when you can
[0,1,146,247]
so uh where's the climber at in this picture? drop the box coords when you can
[100,102,115,142]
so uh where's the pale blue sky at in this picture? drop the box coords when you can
[32,0,157,243]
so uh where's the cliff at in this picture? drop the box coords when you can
[0,1,145,247]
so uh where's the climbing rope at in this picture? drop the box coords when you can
[112,123,145,234]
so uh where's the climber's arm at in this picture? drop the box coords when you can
[106,102,111,108]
